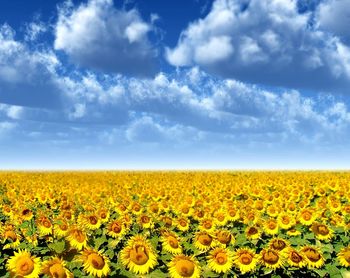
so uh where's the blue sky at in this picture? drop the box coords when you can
[1,0,350,169]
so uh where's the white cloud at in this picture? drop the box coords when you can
[54,0,157,77]
[166,0,350,91]
[0,24,63,108]
[317,0,350,42]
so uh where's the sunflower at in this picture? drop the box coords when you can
[215,230,235,246]
[286,248,306,268]
[37,216,53,236]
[194,231,215,251]
[259,248,285,270]
[277,213,295,230]
[98,208,110,223]
[6,249,41,278]
[161,216,173,228]
[338,246,350,267]
[269,238,290,253]
[233,248,258,275]
[168,255,201,278]
[300,246,324,268]
[107,219,127,240]
[263,219,279,236]
[298,209,316,226]
[199,218,215,232]
[310,222,333,241]
[79,248,110,277]
[82,214,101,231]
[286,228,301,236]
[245,225,262,240]
[3,229,21,249]
[177,217,190,232]
[161,232,182,255]
[41,257,73,278]
[138,214,154,229]
[54,219,69,238]
[66,227,88,250]
[120,235,157,275]
[227,207,240,221]
[20,208,34,221]
[214,211,228,226]
[207,247,234,274]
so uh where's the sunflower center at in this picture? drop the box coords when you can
[217,214,225,221]
[179,219,187,227]
[304,248,321,262]
[175,259,195,277]
[22,209,31,216]
[49,263,67,278]
[198,234,212,246]
[240,254,253,265]
[263,250,279,264]
[73,230,85,243]
[60,223,68,231]
[5,230,17,241]
[267,221,277,230]
[282,217,290,224]
[88,253,105,270]
[217,231,231,244]
[43,219,52,228]
[215,252,228,265]
[290,251,303,263]
[141,215,150,223]
[89,216,98,225]
[317,225,329,235]
[16,257,34,276]
[247,227,258,235]
[100,212,107,219]
[130,245,149,265]
[168,236,179,248]
[203,220,212,229]
[272,240,286,251]
[302,211,312,221]
[112,222,122,233]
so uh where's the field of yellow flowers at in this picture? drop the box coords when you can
[0,171,350,277]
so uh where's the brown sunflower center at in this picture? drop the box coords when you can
[130,245,149,265]
[5,230,17,241]
[271,240,286,251]
[112,222,122,233]
[262,250,279,265]
[302,211,312,221]
[198,234,212,246]
[88,253,105,270]
[168,236,179,249]
[303,248,321,262]
[72,230,85,243]
[49,263,67,278]
[290,251,303,263]
[282,216,290,224]
[215,252,228,265]
[247,227,258,235]
[179,219,187,227]
[203,220,212,229]
[141,215,150,224]
[240,253,253,265]
[217,231,231,244]
[267,221,277,230]
[16,257,34,276]
[316,225,329,235]
[43,219,52,228]
[22,209,31,216]
[60,223,68,231]
[89,216,98,225]
[175,259,195,277]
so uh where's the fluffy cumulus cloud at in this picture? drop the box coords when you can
[317,0,350,43]
[0,24,64,108]
[166,0,350,92]
[54,0,158,77]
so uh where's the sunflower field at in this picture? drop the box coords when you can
[0,171,350,277]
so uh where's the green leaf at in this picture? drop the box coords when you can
[48,240,66,254]
[94,234,107,249]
